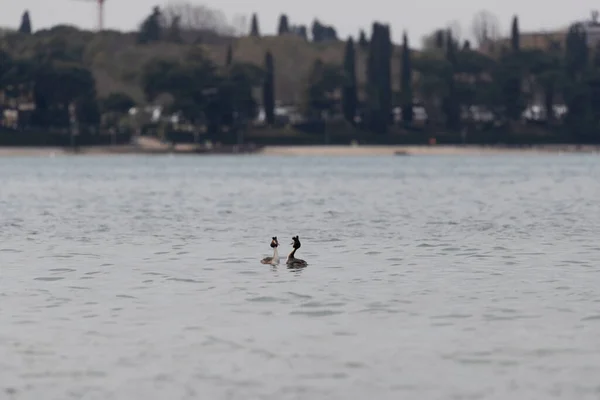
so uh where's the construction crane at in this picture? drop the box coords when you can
[72,0,106,31]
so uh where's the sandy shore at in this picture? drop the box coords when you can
[257,144,600,156]
[1,144,600,157]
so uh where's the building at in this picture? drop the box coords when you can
[479,30,566,55]
[0,83,36,129]
[578,11,600,47]
[479,11,600,55]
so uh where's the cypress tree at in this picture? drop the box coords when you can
[226,44,233,66]
[511,16,520,52]
[19,11,32,34]
[564,24,592,140]
[502,16,524,121]
[444,30,460,130]
[401,32,413,124]
[435,29,445,49]
[250,13,260,37]
[296,25,308,40]
[263,51,275,125]
[380,24,392,127]
[311,20,323,42]
[342,37,357,124]
[366,23,381,133]
[366,22,392,134]
[277,14,290,35]
[358,30,368,48]
[565,24,588,79]
[137,7,162,44]
[446,30,457,65]
[366,25,378,86]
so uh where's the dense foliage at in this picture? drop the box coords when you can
[2,6,600,143]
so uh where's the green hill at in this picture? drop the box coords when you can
[0,26,407,105]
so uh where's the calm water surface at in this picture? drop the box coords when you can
[1,154,600,400]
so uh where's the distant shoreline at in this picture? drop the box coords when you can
[1,144,600,157]
[258,145,600,156]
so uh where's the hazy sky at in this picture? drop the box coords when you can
[2,0,599,46]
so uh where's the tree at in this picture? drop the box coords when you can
[511,16,520,52]
[443,30,460,130]
[160,2,243,38]
[436,30,445,48]
[586,42,600,141]
[32,36,82,65]
[413,51,450,127]
[101,93,136,114]
[358,30,368,49]
[311,20,338,42]
[140,49,261,134]
[250,13,260,37]
[493,16,524,122]
[435,30,445,49]
[140,58,181,102]
[165,15,183,43]
[523,43,561,123]
[495,54,524,121]
[454,44,499,122]
[401,32,413,123]
[263,51,275,125]
[291,25,308,40]
[137,6,162,44]
[32,62,99,127]
[75,96,101,126]
[19,11,32,34]
[381,25,393,127]
[277,14,290,35]
[226,44,233,66]
[1,57,36,128]
[421,29,447,52]
[305,60,346,117]
[342,38,357,123]
[0,50,13,84]
[564,23,592,140]
[0,52,35,129]
[471,10,500,49]
[366,22,392,134]
[565,23,588,80]
[226,62,262,122]
[446,20,462,44]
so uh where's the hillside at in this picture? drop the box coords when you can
[0,27,408,105]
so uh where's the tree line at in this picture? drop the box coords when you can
[407,17,600,142]
[302,15,600,142]
[3,7,600,143]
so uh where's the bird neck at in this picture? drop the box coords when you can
[288,248,297,259]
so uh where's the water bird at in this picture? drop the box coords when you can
[260,237,280,265]
[286,236,308,268]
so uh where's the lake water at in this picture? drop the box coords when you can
[1,154,600,400]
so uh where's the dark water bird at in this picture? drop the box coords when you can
[286,236,307,268]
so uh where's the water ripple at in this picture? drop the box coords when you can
[2,154,600,399]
